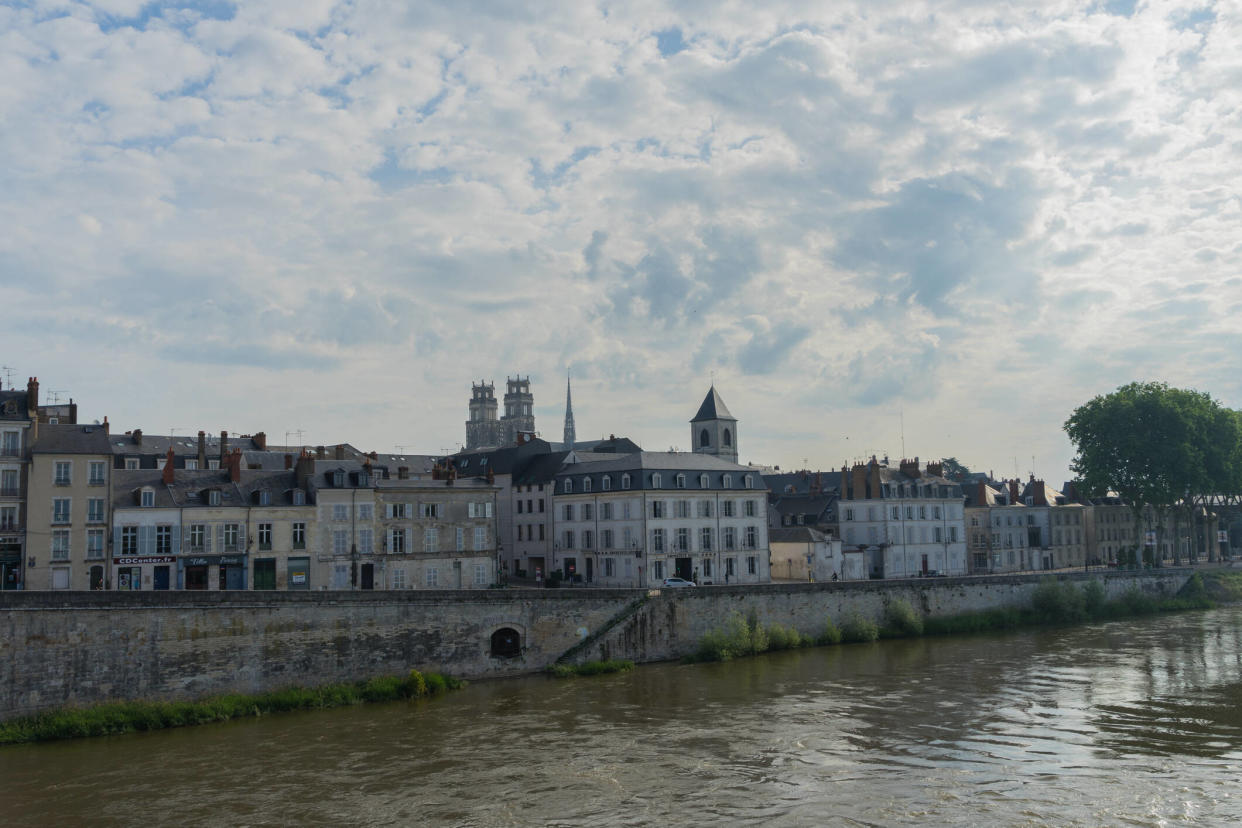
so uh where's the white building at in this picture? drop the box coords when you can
[838,457,968,578]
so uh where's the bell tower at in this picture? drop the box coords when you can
[690,385,738,463]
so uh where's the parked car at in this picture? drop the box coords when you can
[662,577,696,588]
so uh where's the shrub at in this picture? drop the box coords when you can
[820,617,843,645]
[693,612,766,662]
[840,612,879,643]
[1082,579,1107,619]
[883,599,924,637]
[765,624,805,651]
[550,659,635,678]
[1031,578,1086,624]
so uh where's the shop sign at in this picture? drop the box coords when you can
[185,555,246,567]
[290,571,307,585]
[113,556,177,565]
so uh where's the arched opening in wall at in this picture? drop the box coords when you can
[699,428,710,448]
[723,428,732,447]
[491,627,522,658]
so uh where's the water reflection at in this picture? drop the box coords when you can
[7,608,1242,825]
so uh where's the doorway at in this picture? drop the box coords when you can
[185,565,208,590]
[675,557,692,580]
[361,563,374,590]
[153,566,170,590]
[585,558,594,583]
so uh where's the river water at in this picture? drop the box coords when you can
[8,607,1242,826]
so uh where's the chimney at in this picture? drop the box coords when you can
[284,453,294,470]
[976,480,987,507]
[102,416,109,434]
[294,449,314,489]
[197,431,206,468]
[228,448,241,483]
[840,465,850,497]
[162,448,176,485]
[133,428,143,446]
[316,445,326,459]
[1009,479,1020,503]
[26,377,38,415]
[219,431,228,465]
[851,463,866,500]
[253,431,267,451]
[334,445,345,461]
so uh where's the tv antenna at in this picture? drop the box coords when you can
[285,429,306,448]
[48,390,68,405]
[0,366,14,390]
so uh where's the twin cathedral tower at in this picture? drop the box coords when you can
[464,376,738,463]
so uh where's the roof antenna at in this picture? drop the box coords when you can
[899,407,906,459]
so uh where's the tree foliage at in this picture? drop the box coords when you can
[1064,382,1242,506]
[940,456,972,483]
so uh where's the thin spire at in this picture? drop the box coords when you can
[563,371,576,449]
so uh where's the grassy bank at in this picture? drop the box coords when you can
[0,670,463,746]
[689,572,1227,663]
[549,659,635,678]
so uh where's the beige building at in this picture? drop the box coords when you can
[769,527,844,581]
[27,423,112,589]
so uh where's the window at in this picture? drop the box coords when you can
[602,476,611,491]
[358,504,373,521]
[919,505,927,519]
[722,474,732,489]
[934,505,941,519]
[676,528,688,551]
[844,508,854,521]
[293,489,306,506]
[601,502,612,520]
[141,490,155,508]
[722,500,735,517]
[699,474,709,489]
[86,529,104,559]
[747,556,757,575]
[743,475,753,489]
[189,524,205,550]
[387,528,404,554]
[122,526,138,555]
[207,489,221,506]
[124,458,139,470]
[563,530,575,549]
[563,479,573,494]
[726,557,736,577]
[423,527,438,553]
[258,523,272,550]
[474,563,487,585]
[583,477,592,493]
[652,560,664,580]
[564,504,575,521]
[392,568,406,589]
[517,500,524,514]
[621,474,631,490]
[88,461,106,485]
[701,527,712,551]
[52,498,70,524]
[257,490,271,506]
[724,527,736,549]
[745,500,757,517]
[87,497,104,523]
[184,459,198,470]
[745,526,757,549]
[1,469,17,496]
[419,503,439,519]
[723,428,732,447]
[333,504,348,521]
[676,474,686,489]
[582,503,593,520]
[604,557,615,577]
[676,500,690,518]
[652,473,662,488]
[292,522,306,549]
[601,529,613,549]
[934,527,943,543]
[54,461,71,485]
[359,528,374,554]
[426,568,438,587]
[652,528,665,552]
[474,527,487,550]
[223,523,240,551]
[699,428,710,448]
[539,524,544,541]
[538,498,545,513]
[623,526,633,548]
[0,430,18,456]
[905,506,914,520]
[583,530,594,550]
[156,525,172,555]
[456,527,465,552]
[0,505,16,530]
[51,529,70,560]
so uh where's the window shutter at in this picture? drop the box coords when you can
[139,525,154,556]
[486,502,493,518]
[203,524,212,551]
[171,525,180,555]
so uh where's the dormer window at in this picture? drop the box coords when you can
[621,473,631,490]
[563,479,572,494]
[676,474,686,489]
[184,459,197,470]
[141,489,154,507]
[723,474,732,489]
[743,474,753,489]
[293,489,306,506]
[652,473,662,488]
[583,478,592,493]
[602,475,612,491]
[257,490,271,506]
[699,474,709,488]
[333,471,345,487]
[358,471,370,487]
[207,489,221,506]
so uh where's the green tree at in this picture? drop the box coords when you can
[940,457,973,483]
[1064,382,1241,566]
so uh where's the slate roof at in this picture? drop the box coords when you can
[32,423,111,455]
[0,390,27,420]
[555,451,758,476]
[690,386,736,422]
[769,527,834,545]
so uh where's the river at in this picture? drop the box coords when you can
[7,606,1242,825]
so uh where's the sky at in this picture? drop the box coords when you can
[2,0,1240,483]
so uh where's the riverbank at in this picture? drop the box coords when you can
[686,571,1241,663]
[0,670,463,746]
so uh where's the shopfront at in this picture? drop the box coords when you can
[1,536,21,590]
[113,555,177,591]
[181,555,247,590]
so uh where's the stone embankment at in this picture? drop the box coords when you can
[0,570,1192,720]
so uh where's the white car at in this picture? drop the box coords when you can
[662,577,696,588]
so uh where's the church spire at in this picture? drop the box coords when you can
[563,372,576,449]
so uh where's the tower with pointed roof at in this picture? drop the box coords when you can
[691,385,738,463]
[563,373,576,449]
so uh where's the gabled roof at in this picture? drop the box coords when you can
[690,386,736,423]
[33,424,111,454]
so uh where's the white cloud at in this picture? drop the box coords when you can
[2,0,1240,481]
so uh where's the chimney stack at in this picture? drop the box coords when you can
[162,448,176,485]
[1009,479,1020,504]
[102,416,109,434]
[253,431,267,451]
[284,453,294,470]
[334,445,345,461]
[219,431,228,465]
[294,449,314,489]
[197,431,206,468]
[133,428,143,446]
[26,377,38,416]
[316,445,326,459]
[227,448,242,483]
[976,480,987,506]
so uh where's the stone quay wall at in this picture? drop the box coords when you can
[0,570,1193,720]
